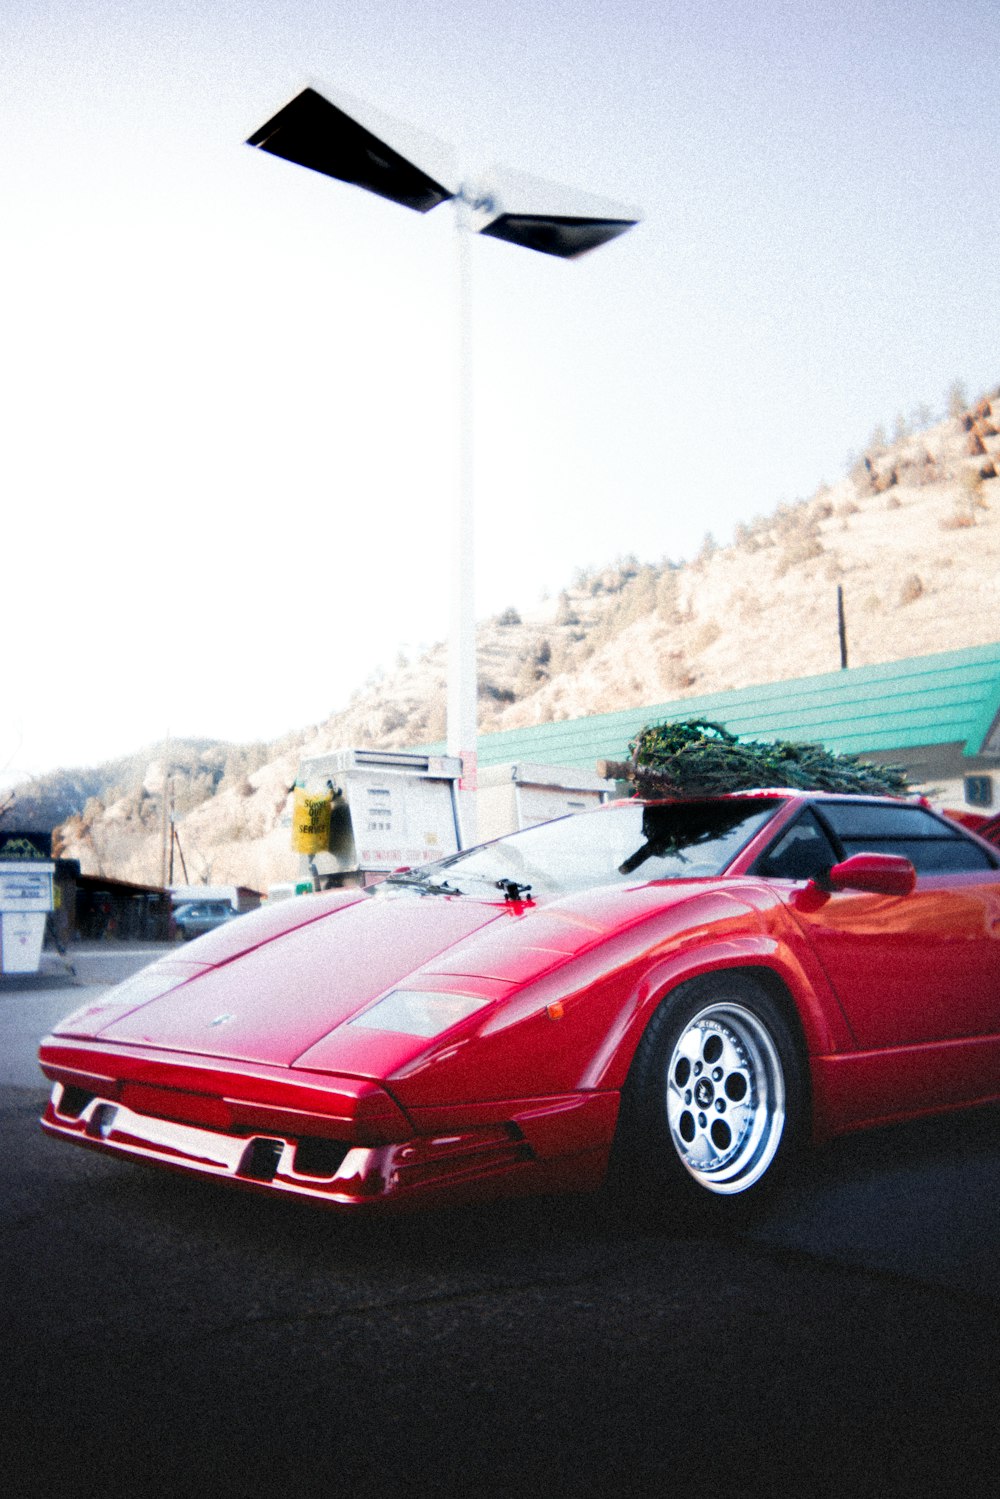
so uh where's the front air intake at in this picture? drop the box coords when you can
[293,1138,351,1179]
[57,1086,96,1119]
[237,1137,285,1181]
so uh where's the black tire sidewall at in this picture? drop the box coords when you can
[618,971,806,1218]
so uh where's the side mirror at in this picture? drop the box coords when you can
[827,852,917,897]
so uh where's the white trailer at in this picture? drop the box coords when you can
[169,885,260,913]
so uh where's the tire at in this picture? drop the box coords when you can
[618,972,805,1215]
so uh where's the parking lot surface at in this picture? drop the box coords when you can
[5,951,1000,1497]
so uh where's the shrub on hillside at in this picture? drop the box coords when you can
[898,574,924,606]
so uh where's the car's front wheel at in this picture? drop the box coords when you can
[620,973,805,1213]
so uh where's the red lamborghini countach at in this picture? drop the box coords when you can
[39,792,1000,1216]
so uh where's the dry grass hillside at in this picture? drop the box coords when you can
[56,391,1000,891]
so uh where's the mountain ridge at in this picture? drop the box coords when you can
[7,389,998,891]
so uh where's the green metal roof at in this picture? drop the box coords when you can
[417,642,1000,772]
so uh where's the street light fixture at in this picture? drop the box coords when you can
[247,84,639,842]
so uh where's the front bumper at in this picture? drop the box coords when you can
[41,1080,543,1208]
[39,1042,618,1211]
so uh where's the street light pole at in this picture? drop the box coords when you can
[450,189,478,839]
[246,85,639,844]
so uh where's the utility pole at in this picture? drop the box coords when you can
[837,585,848,670]
[159,738,172,889]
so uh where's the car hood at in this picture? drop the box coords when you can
[53,877,751,1078]
[79,893,513,1068]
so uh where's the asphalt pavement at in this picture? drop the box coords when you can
[0,943,170,1088]
[5,948,1000,1497]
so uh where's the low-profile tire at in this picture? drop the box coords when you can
[617,972,806,1219]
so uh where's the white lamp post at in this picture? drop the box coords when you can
[247,85,639,844]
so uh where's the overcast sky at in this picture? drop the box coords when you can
[3,0,997,784]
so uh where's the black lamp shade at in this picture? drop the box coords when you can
[247,87,454,214]
[478,213,638,259]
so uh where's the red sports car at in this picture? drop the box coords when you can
[39,792,1000,1216]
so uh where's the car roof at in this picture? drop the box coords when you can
[621,789,923,807]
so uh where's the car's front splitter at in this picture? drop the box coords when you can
[40,1081,613,1212]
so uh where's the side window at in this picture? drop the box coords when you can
[818,803,997,875]
[756,811,838,882]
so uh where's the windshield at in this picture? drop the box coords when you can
[378,798,783,900]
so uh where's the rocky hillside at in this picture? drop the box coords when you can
[41,388,1000,890]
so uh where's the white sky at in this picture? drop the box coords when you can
[2,0,998,785]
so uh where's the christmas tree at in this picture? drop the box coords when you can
[597,719,909,799]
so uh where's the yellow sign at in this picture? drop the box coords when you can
[291,789,332,853]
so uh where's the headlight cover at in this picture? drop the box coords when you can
[349,989,490,1038]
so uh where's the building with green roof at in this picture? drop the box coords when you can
[422,642,1000,816]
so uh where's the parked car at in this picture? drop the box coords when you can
[39,791,1000,1217]
[172,899,243,941]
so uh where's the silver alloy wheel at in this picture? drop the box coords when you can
[665,1001,786,1195]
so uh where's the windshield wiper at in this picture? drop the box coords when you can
[392,864,533,901]
[381,870,459,895]
[439,871,532,901]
